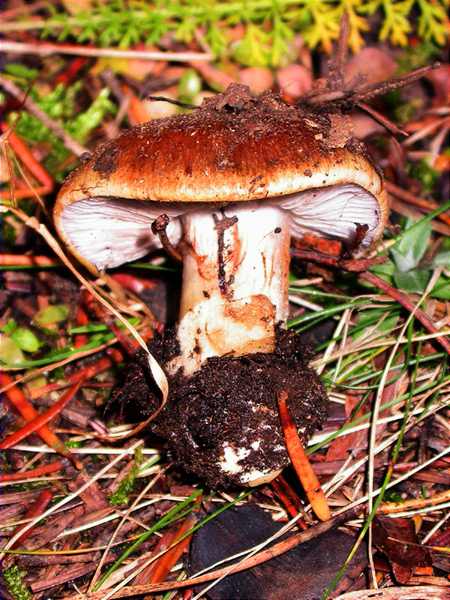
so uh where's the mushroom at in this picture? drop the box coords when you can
[54,84,388,487]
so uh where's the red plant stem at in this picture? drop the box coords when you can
[277,390,331,522]
[149,514,197,584]
[0,254,57,267]
[0,380,83,450]
[74,306,90,348]
[12,489,53,548]
[0,124,53,199]
[29,349,123,400]
[290,248,385,272]
[112,273,157,295]
[0,373,75,463]
[82,291,140,355]
[55,57,89,85]
[359,271,450,356]
[271,478,301,521]
[0,460,64,482]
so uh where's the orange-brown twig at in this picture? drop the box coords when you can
[30,349,122,400]
[277,390,331,522]
[386,181,450,227]
[74,305,89,349]
[0,380,83,450]
[0,373,81,468]
[149,514,197,585]
[359,271,450,356]
[0,253,57,267]
[12,489,54,548]
[0,460,65,482]
[0,124,54,200]
[271,477,304,523]
[82,291,141,355]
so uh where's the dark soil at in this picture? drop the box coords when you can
[110,329,328,488]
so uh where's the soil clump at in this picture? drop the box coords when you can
[109,329,328,488]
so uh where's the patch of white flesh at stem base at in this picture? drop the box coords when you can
[60,198,183,270]
[218,443,281,485]
[168,205,291,376]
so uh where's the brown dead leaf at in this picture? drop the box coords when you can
[373,516,432,584]
[326,394,367,461]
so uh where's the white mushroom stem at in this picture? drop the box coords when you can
[167,204,291,376]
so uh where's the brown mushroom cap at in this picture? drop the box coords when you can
[54,85,388,270]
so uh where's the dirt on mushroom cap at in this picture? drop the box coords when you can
[55,84,385,208]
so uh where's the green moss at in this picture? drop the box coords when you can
[3,1,448,68]
[109,447,144,506]
[3,566,32,600]
[407,159,439,194]
[9,83,115,180]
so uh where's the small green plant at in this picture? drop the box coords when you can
[2,1,448,67]
[8,80,115,179]
[371,214,450,298]
[109,446,144,506]
[3,565,32,600]
[407,159,440,195]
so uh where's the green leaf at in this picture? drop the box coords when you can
[407,159,439,194]
[432,250,450,268]
[353,308,400,339]
[431,275,450,300]
[233,24,270,67]
[393,269,430,293]
[34,304,70,327]
[109,447,145,506]
[0,334,25,366]
[390,219,432,272]
[1,319,18,336]
[11,327,42,353]
[4,63,39,80]
[178,69,202,101]
[365,258,395,286]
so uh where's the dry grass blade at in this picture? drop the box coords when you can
[336,586,450,599]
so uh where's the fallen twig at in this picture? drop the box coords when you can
[0,40,212,63]
[0,254,58,267]
[291,249,450,356]
[386,181,450,227]
[0,373,79,466]
[0,460,65,482]
[0,380,83,450]
[303,64,439,107]
[337,585,450,599]
[359,271,450,356]
[357,102,408,137]
[0,125,54,200]
[12,489,53,548]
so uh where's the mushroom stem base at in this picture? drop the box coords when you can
[156,329,328,488]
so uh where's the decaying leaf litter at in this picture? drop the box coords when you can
[0,2,449,599]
